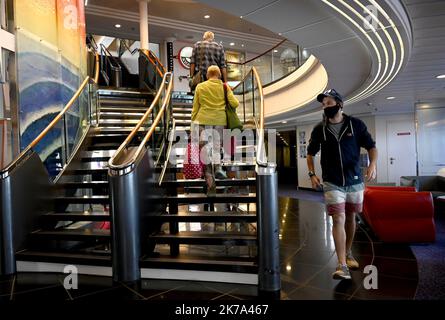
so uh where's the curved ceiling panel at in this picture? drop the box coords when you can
[197,0,412,119]
[263,55,328,118]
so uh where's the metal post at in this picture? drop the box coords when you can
[110,170,141,282]
[256,164,281,298]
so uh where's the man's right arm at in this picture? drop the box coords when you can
[190,44,197,77]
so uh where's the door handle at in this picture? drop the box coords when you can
[390,157,396,165]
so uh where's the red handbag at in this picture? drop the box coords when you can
[183,142,205,179]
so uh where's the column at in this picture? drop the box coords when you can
[139,0,149,50]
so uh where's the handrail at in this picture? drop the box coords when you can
[94,52,100,84]
[139,49,166,77]
[87,34,98,51]
[0,119,8,169]
[119,40,139,57]
[1,76,91,175]
[108,72,173,171]
[227,38,287,66]
[232,66,267,166]
[252,67,265,132]
[159,118,176,186]
[100,44,121,71]
[148,50,167,74]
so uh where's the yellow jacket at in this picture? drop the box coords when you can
[191,79,239,126]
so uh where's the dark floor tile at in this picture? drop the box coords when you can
[11,284,69,302]
[305,263,365,297]
[352,275,417,300]
[212,294,243,300]
[0,279,13,297]
[280,262,326,286]
[0,275,14,283]
[282,249,336,266]
[73,285,144,301]
[14,272,62,287]
[145,286,223,301]
[354,242,416,260]
[198,281,258,297]
[355,256,419,280]
[286,285,351,300]
[62,274,120,300]
[353,230,374,242]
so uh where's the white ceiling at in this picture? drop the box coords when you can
[197,0,445,128]
[360,0,445,114]
[85,0,283,55]
[85,0,445,128]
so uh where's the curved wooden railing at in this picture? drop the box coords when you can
[232,66,267,166]
[108,72,173,173]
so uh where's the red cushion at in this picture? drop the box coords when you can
[366,186,416,192]
[362,187,436,243]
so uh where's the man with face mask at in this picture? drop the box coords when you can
[306,89,378,280]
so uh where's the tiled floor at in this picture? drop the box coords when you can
[0,195,422,302]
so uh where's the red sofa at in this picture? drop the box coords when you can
[361,186,436,243]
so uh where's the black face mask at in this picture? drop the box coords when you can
[324,104,341,119]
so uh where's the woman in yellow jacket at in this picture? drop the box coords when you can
[191,65,239,196]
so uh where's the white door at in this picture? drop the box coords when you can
[387,120,417,185]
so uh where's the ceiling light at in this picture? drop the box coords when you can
[386,96,396,100]
[282,121,287,124]
[230,42,235,46]
[115,24,121,28]
[286,265,292,271]
[241,44,245,47]
[84,0,88,6]
[204,15,210,19]
[274,49,278,53]
[437,75,445,79]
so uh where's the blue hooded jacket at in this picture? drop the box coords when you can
[307,114,376,187]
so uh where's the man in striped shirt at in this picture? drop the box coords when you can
[190,31,227,86]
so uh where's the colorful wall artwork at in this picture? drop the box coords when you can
[14,0,87,176]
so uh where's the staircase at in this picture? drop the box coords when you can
[139,99,261,283]
[16,89,154,266]
[8,66,279,293]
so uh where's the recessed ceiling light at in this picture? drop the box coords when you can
[386,96,396,100]
[230,42,235,46]
[241,44,245,47]
[204,15,210,19]
[115,24,121,28]
[240,16,243,19]
[282,121,287,124]
[436,74,445,79]
[274,49,278,53]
